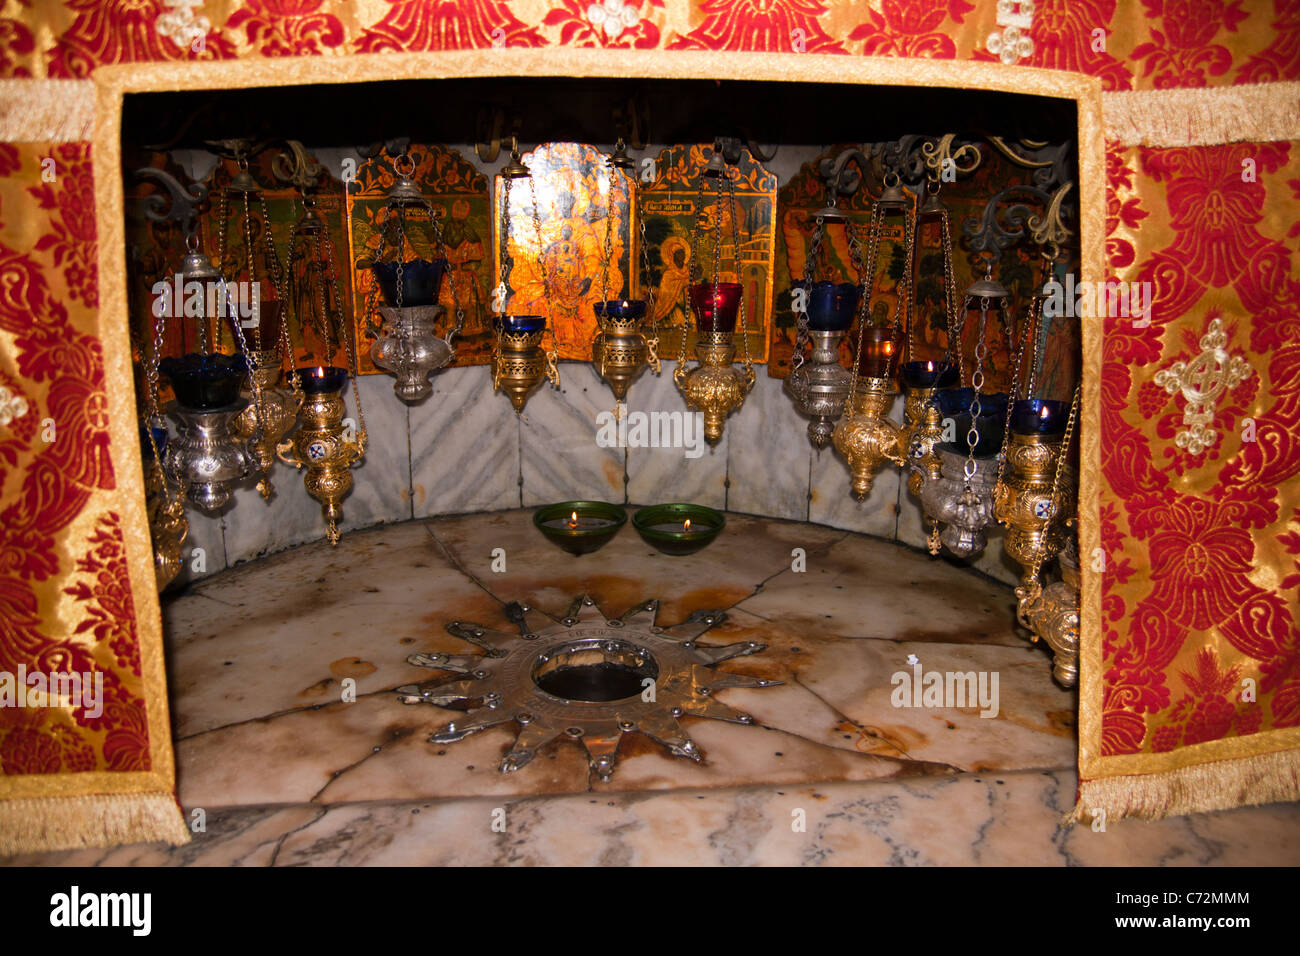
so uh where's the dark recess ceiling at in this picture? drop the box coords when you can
[123,76,1077,154]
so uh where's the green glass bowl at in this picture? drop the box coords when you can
[533,501,628,555]
[632,503,725,556]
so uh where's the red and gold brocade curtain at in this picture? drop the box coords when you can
[0,0,1296,852]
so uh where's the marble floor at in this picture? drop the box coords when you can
[7,510,1299,866]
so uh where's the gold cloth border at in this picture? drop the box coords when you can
[2,71,1297,148]
[1103,81,1300,147]
[0,79,95,142]
[0,792,188,855]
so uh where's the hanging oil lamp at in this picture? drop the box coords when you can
[206,139,290,498]
[785,197,860,448]
[256,142,368,543]
[591,139,658,402]
[674,145,755,444]
[1020,532,1081,687]
[920,265,1014,556]
[276,365,365,545]
[491,142,560,413]
[995,395,1075,586]
[992,258,1076,586]
[132,179,192,583]
[902,182,963,540]
[134,165,255,515]
[832,175,915,497]
[362,150,466,403]
[160,350,253,513]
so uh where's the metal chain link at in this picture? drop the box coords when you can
[1024,383,1082,591]
[939,206,963,384]
[792,209,824,372]
[600,163,614,306]
[844,203,885,414]
[995,302,1036,490]
[499,173,513,312]
[679,167,709,367]
[725,167,753,373]
[528,171,560,383]
[638,182,660,373]
[963,302,989,486]
[430,209,466,351]
[897,204,917,365]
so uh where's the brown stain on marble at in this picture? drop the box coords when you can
[601,458,622,490]
[330,657,378,678]
[299,677,335,698]
[1046,709,1076,735]
[656,585,753,626]
[855,722,928,757]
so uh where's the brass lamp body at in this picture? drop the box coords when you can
[1018,556,1080,688]
[592,314,650,402]
[920,445,999,557]
[371,305,453,404]
[233,348,302,498]
[992,431,1072,588]
[145,458,188,590]
[164,400,252,514]
[785,329,853,448]
[276,381,362,545]
[673,331,755,445]
[903,386,946,498]
[832,376,906,499]
[492,327,556,413]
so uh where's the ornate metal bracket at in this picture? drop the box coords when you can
[272,139,324,193]
[135,167,208,234]
[963,139,1076,266]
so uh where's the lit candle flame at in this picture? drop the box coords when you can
[883,341,893,355]
[926,360,934,372]
[314,365,325,377]
[568,511,579,529]
[1040,404,1051,420]
[683,518,691,532]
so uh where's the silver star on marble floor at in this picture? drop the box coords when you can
[395,595,781,781]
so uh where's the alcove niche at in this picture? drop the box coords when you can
[97,54,1102,818]
[118,65,1087,586]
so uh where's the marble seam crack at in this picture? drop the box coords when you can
[268,804,330,867]
[175,681,422,742]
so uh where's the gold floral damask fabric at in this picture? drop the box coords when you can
[1080,136,1300,804]
[0,1,1296,843]
[0,143,175,796]
[0,0,1296,91]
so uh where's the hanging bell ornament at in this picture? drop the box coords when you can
[592,300,651,402]
[493,315,558,412]
[276,367,364,545]
[674,283,755,445]
[786,282,859,447]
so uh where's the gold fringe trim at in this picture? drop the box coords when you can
[1103,82,1300,147]
[1067,748,1300,825]
[0,792,190,856]
[0,79,94,142]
